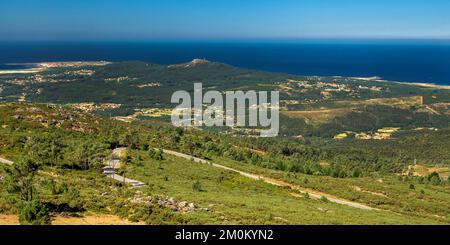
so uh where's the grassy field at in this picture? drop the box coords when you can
[120,150,445,224]
[2,145,448,225]
[281,96,424,126]
[282,108,351,125]
[206,156,450,223]
[0,101,449,225]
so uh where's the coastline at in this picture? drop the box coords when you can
[350,76,450,90]
[394,81,450,90]
[0,61,111,75]
[1,61,450,90]
[0,63,45,74]
[0,67,44,75]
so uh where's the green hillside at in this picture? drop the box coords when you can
[1,61,450,224]
[0,103,449,224]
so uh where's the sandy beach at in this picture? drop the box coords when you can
[0,61,111,75]
[395,81,450,90]
[0,67,44,75]
[351,76,450,90]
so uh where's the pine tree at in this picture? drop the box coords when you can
[5,156,39,201]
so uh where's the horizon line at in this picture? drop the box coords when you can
[1,37,450,43]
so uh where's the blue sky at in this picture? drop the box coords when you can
[0,0,449,40]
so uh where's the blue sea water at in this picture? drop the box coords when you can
[0,64,35,70]
[0,40,449,85]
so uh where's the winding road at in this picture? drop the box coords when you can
[0,150,146,188]
[104,147,146,187]
[161,149,375,210]
[1,149,374,210]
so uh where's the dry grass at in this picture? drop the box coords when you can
[233,145,267,155]
[282,108,351,125]
[282,96,423,125]
[405,164,450,179]
[348,96,423,107]
[0,215,18,225]
[0,213,144,225]
[352,186,389,198]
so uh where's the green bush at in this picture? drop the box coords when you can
[192,180,202,192]
[402,204,413,212]
[320,196,329,202]
[128,214,141,223]
[148,148,164,161]
[145,204,187,225]
[303,192,310,199]
[48,180,68,195]
[426,172,441,185]
[19,200,51,225]
[65,188,84,210]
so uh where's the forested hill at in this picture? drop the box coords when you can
[1,60,450,140]
[1,60,450,110]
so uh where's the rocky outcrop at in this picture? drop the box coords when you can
[129,191,207,213]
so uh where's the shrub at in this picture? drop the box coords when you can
[352,168,362,178]
[19,200,51,225]
[192,180,202,192]
[128,214,141,223]
[64,188,84,210]
[217,174,224,183]
[320,196,329,202]
[48,180,68,195]
[402,204,413,212]
[427,172,441,185]
[145,204,187,225]
[418,177,425,184]
[148,148,164,161]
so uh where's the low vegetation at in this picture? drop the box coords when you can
[0,61,449,224]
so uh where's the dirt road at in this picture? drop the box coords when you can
[1,150,145,188]
[0,157,14,166]
[1,149,372,209]
[162,149,375,210]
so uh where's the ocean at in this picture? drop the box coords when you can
[1,40,449,85]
